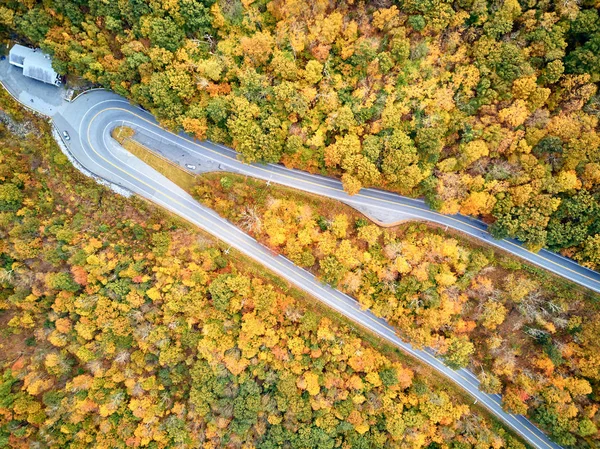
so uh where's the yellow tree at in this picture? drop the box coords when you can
[498,100,530,128]
[182,117,207,140]
[358,225,382,247]
[341,173,362,196]
[240,31,275,66]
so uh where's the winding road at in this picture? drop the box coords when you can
[4,78,599,449]
[59,92,600,295]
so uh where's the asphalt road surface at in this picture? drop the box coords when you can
[57,91,600,295]
[10,86,598,449]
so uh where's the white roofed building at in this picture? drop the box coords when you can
[8,44,61,86]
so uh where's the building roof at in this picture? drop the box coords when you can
[9,44,60,86]
[8,44,32,67]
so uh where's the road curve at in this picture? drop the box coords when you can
[0,75,587,449]
[43,90,579,449]
[48,91,567,449]
[59,91,600,295]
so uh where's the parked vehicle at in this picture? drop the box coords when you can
[185,164,196,170]
[62,131,70,141]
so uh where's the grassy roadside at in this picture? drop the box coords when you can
[112,127,198,192]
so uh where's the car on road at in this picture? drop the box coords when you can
[62,131,70,141]
[185,164,196,170]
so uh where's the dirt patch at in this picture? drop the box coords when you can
[0,312,35,367]
[0,109,39,138]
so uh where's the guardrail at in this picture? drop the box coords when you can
[0,77,132,197]
[51,121,134,197]
[68,86,105,103]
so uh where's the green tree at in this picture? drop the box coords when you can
[16,7,54,43]
[208,273,236,312]
[180,0,213,37]
[444,337,475,369]
[148,17,185,52]
[47,272,80,292]
[319,256,346,287]
[0,183,23,211]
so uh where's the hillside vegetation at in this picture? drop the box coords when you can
[2,0,600,266]
[0,91,527,448]
[194,171,600,447]
[112,124,600,445]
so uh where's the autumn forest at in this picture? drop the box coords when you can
[196,172,600,447]
[3,0,600,264]
[1,91,530,448]
[1,0,600,448]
